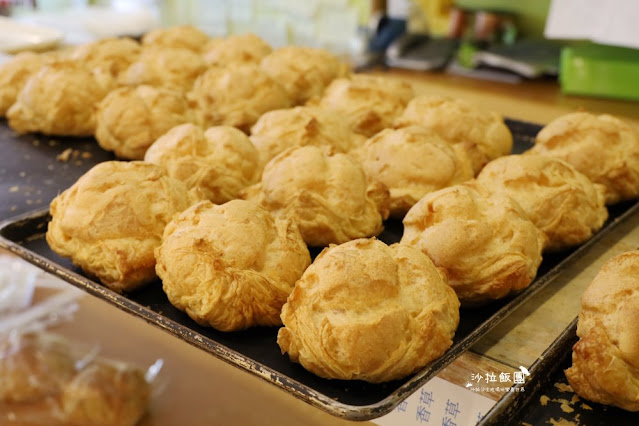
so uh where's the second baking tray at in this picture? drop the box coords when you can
[2,119,639,420]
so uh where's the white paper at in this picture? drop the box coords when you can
[545,0,639,49]
[373,377,495,426]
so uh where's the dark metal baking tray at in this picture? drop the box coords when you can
[479,317,639,425]
[2,119,639,420]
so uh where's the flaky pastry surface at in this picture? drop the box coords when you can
[145,123,260,203]
[156,200,310,331]
[314,75,414,137]
[95,85,193,160]
[241,146,390,246]
[277,238,459,382]
[7,61,112,136]
[249,106,362,166]
[46,161,195,292]
[353,126,474,217]
[566,251,639,411]
[477,155,608,251]
[188,64,291,132]
[394,95,513,174]
[401,182,545,304]
[260,46,349,105]
[530,112,639,204]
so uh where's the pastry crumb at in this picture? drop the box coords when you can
[548,417,577,426]
[9,186,18,193]
[560,402,574,413]
[56,148,73,162]
[540,395,550,406]
[554,382,573,393]
[581,403,592,410]
[81,151,92,159]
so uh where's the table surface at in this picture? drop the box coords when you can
[3,69,639,426]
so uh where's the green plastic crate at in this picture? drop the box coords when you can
[560,44,639,101]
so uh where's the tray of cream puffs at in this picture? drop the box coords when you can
[1,26,639,420]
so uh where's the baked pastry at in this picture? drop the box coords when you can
[529,112,639,204]
[0,333,75,403]
[70,37,141,77]
[394,95,513,174]
[401,182,545,304]
[144,123,261,203]
[313,74,414,137]
[240,146,390,247]
[141,25,209,52]
[7,61,112,136]
[188,64,291,132]
[156,200,310,332]
[203,33,272,66]
[46,161,195,292]
[260,46,349,105]
[62,361,150,426]
[477,155,608,251]
[249,106,362,166]
[118,46,205,92]
[95,85,193,160]
[0,52,47,116]
[353,126,474,218]
[565,250,639,411]
[277,238,460,382]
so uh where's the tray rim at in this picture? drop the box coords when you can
[3,197,639,420]
[477,317,579,426]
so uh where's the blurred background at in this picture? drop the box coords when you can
[1,0,638,100]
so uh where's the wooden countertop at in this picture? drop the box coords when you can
[6,70,639,426]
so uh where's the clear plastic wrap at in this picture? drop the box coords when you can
[0,255,163,426]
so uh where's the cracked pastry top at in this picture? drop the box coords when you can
[394,95,513,174]
[277,238,460,382]
[477,154,608,251]
[156,199,310,332]
[566,250,639,411]
[145,123,261,204]
[240,145,390,247]
[46,161,196,292]
[401,181,546,305]
[530,111,639,204]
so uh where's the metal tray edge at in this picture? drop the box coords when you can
[477,317,579,426]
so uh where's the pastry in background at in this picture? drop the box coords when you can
[7,61,112,136]
[46,161,196,292]
[156,200,310,332]
[277,238,460,383]
[0,52,47,117]
[260,46,349,105]
[312,74,414,137]
[394,95,513,174]
[188,64,291,132]
[241,146,390,247]
[530,112,639,204]
[118,46,205,92]
[477,154,608,251]
[565,250,639,411]
[401,182,545,305]
[0,333,76,403]
[95,85,193,160]
[353,126,474,218]
[69,37,141,78]
[203,33,272,66]
[145,123,261,204]
[249,106,362,166]
[141,25,209,52]
[62,361,150,426]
